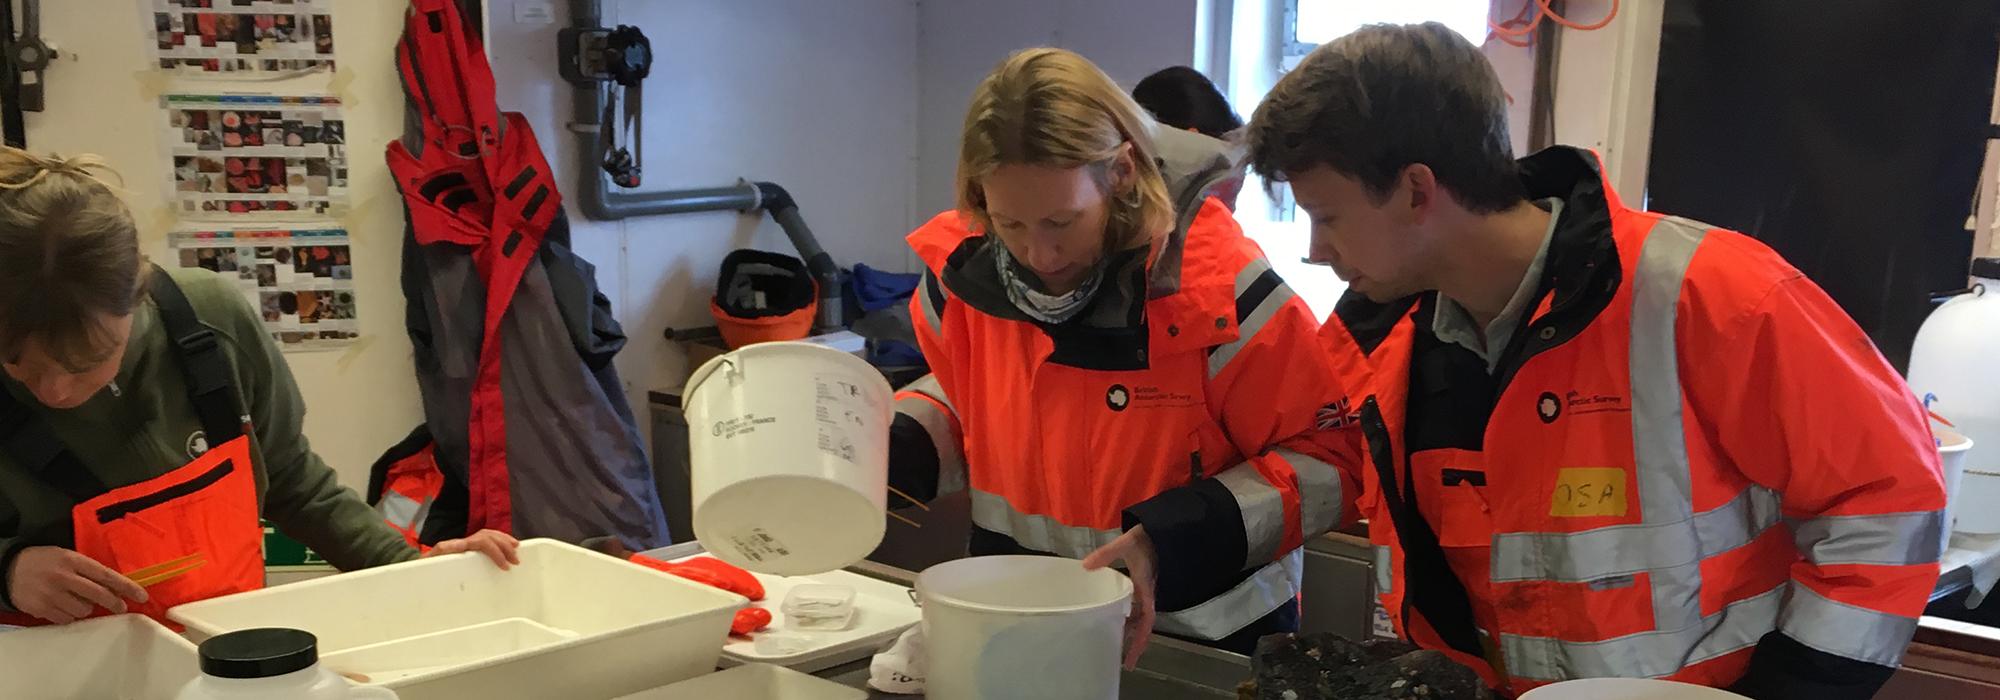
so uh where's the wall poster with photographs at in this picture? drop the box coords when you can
[152,0,336,76]
[170,228,359,350]
[164,94,348,219]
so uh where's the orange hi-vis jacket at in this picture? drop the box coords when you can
[888,127,1360,645]
[1322,147,1947,698]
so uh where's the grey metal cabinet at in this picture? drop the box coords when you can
[1301,529,1384,642]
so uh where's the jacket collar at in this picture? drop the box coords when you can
[1333,146,1627,375]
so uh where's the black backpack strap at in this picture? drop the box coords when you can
[147,265,247,446]
[0,387,103,506]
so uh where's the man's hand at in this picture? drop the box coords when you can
[5,546,149,624]
[1082,525,1157,670]
[425,529,522,570]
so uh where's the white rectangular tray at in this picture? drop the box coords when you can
[0,614,200,699]
[668,555,921,673]
[169,539,746,700]
[617,663,867,699]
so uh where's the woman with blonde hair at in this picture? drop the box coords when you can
[0,147,515,627]
[886,48,1360,662]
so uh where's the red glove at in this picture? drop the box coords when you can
[628,554,766,601]
[732,607,773,636]
[675,556,766,600]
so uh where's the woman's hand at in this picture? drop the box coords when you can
[425,529,522,570]
[5,546,148,624]
[1082,525,1158,670]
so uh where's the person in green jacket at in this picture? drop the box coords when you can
[0,147,518,626]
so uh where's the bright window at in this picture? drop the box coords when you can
[1292,0,1490,50]
[1228,0,1492,320]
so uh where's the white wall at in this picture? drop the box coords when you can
[913,0,1200,217]
[486,0,922,429]
[1550,0,1665,203]
[27,2,423,489]
[26,0,924,488]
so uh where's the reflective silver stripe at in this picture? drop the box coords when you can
[1374,545,1393,594]
[1498,217,1748,681]
[379,489,427,531]
[896,390,967,497]
[1628,216,1710,637]
[1778,581,1920,667]
[1155,549,1304,640]
[1215,465,1285,569]
[1503,583,1784,681]
[917,271,946,336]
[1490,486,1782,583]
[968,488,1121,558]
[1283,448,1345,544]
[1207,258,1294,378]
[1630,217,1705,529]
[1792,510,1945,567]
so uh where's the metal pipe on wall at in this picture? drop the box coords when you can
[566,0,842,330]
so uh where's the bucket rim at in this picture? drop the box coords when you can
[682,341,889,411]
[916,555,1135,616]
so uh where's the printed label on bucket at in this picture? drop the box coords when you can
[727,527,793,564]
[814,374,875,463]
[712,412,780,440]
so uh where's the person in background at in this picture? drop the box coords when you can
[886,48,1359,663]
[1132,66,1247,211]
[1242,23,1946,699]
[0,148,519,627]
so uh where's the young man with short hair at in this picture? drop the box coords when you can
[1241,22,1946,700]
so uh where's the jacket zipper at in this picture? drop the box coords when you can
[95,461,233,524]
[1356,397,1414,641]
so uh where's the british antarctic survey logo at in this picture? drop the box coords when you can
[1106,385,1130,412]
[1537,392,1562,424]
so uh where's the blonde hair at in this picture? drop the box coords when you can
[956,48,1174,252]
[0,147,143,370]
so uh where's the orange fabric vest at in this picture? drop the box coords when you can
[0,437,263,628]
[1327,150,1946,696]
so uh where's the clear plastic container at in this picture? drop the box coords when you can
[781,583,857,631]
[753,631,816,657]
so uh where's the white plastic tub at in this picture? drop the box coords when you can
[1518,678,1749,699]
[0,614,200,699]
[917,555,1133,700]
[1959,465,2000,535]
[1937,428,1976,534]
[684,341,892,576]
[616,663,866,699]
[168,539,745,700]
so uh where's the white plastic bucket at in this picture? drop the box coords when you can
[916,556,1133,700]
[1519,678,1749,699]
[684,341,892,575]
[1937,428,1975,535]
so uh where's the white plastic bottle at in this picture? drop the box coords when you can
[1907,258,2000,534]
[175,628,397,700]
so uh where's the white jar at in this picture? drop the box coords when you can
[175,628,397,700]
[1907,258,2000,534]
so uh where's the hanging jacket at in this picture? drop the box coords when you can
[1325,147,1947,698]
[888,126,1361,645]
[378,0,668,548]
